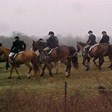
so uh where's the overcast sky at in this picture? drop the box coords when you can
[0,0,112,37]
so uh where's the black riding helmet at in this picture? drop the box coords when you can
[102,31,106,34]
[15,36,19,39]
[48,31,54,35]
[88,30,93,34]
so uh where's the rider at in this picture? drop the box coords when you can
[9,36,26,64]
[84,30,97,55]
[99,31,110,44]
[44,31,59,53]
[38,38,44,43]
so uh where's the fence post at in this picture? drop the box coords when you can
[65,81,67,102]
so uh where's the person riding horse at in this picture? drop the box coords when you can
[99,31,110,44]
[44,31,59,54]
[84,30,97,55]
[9,36,26,64]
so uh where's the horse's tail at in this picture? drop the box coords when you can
[68,46,79,69]
[108,45,112,59]
[31,53,40,75]
[71,53,79,69]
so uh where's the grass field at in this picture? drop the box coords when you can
[0,56,112,112]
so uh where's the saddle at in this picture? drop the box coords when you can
[11,51,24,66]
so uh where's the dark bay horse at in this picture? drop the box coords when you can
[32,40,79,77]
[0,47,10,71]
[47,45,79,77]
[0,47,39,79]
[77,41,112,70]
[32,40,60,76]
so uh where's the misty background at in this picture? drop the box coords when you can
[0,0,112,48]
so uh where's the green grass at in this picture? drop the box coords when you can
[0,57,112,112]
[0,57,112,97]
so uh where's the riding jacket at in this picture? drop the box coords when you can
[99,35,110,44]
[47,36,59,49]
[11,40,26,53]
[87,34,96,45]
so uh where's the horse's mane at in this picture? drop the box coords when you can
[0,47,10,53]
[77,41,86,47]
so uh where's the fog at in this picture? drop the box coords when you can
[0,0,112,37]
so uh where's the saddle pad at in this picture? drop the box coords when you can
[14,51,24,58]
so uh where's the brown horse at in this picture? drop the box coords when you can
[0,47,39,79]
[32,40,78,77]
[77,41,112,70]
[32,40,60,76]
[0,47,10,71]
[47,45,79,77]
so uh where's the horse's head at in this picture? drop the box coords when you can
[0,47,3,55]
[76,41,86,52]
[0,47,10,60]
[32,40,47,52]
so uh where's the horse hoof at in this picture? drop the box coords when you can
[17,77,21,79]
[8,76,11,79]
[27,77,31,79]
[98,67,102,70]
[40,74,44,77]
[86,68,89,71]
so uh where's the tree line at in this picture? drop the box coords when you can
[0,32,111,49]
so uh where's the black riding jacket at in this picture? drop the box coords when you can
[99,35,110,44]
[87,34,96,45]
[47,36,59,49]
[11,40,26,53]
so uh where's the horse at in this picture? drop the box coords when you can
[0,47,39,79]
[32,40,79,77]
[47,45,79,77]
[76,41,112,70]
[32,40,59,76]
[0,47,10,71]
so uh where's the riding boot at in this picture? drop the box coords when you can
[10,57,19,67]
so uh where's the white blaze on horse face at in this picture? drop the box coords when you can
[35,50,40,56]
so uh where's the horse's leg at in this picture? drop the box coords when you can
[40,64,46,77]
[82,57,90,71]
[98,56,104,70]
[108,56,112,69]
[46,63,53,77]
[54,61,58,74]
[62,59,71,77]
[93,57,99,67]
[8,66,14,79]
[14,66,21,79]
[67,58,72,76]
[25,63,33,79]
[5,60,10,71]
[31,60,39,78]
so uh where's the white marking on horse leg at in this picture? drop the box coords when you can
[65,71,69,76]
[27,73,31,78]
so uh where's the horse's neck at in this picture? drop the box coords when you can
[2,47,10,54]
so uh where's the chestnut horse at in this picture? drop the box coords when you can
[77,41,112,70]
[0,47,10,71]
[0,47,39,79]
